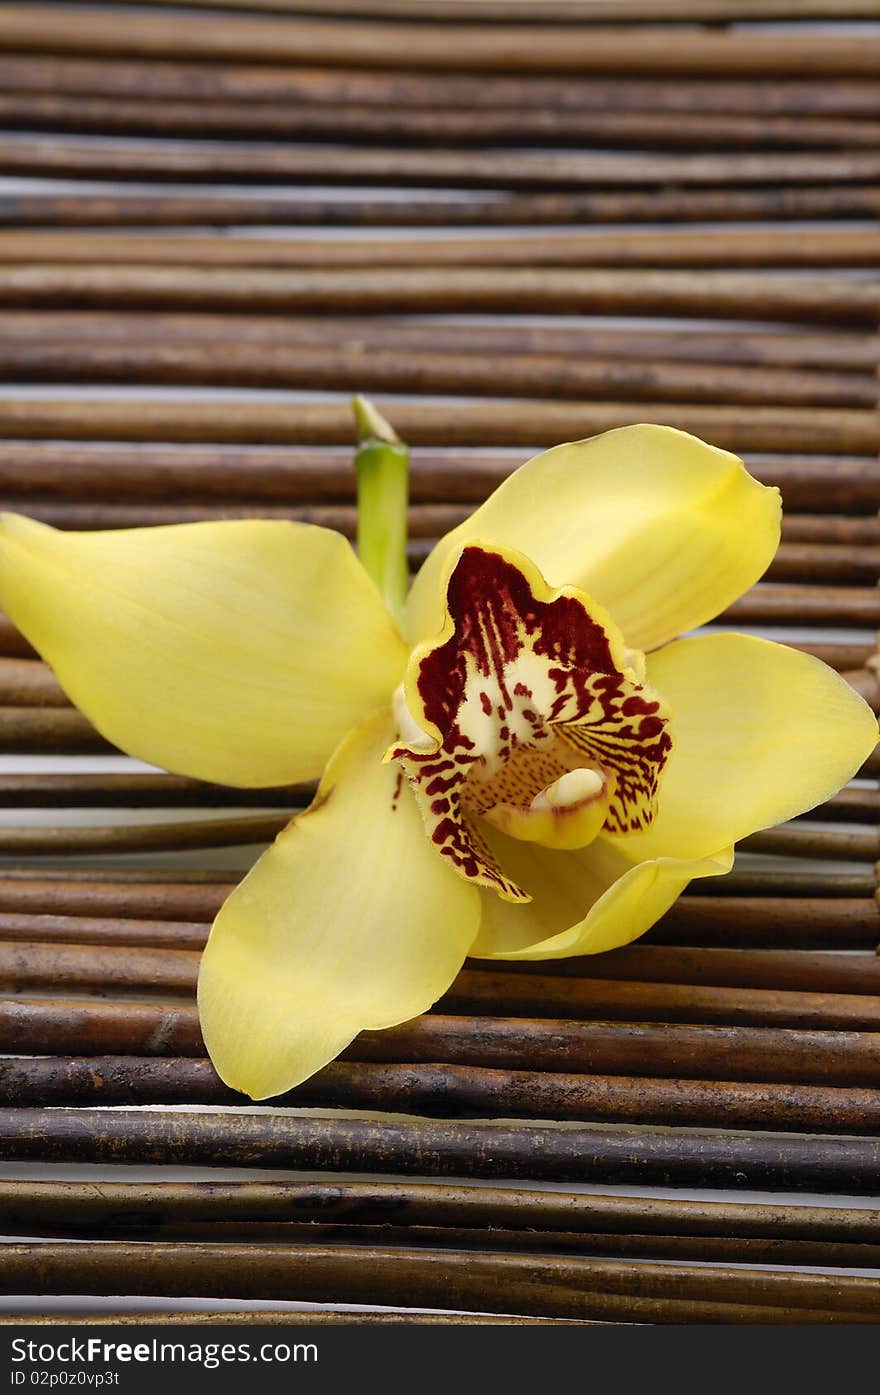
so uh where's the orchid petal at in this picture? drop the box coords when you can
[472,832,733,960]
[406,424,780,653]
[0,514,407,786]
[612,632,880,862]
[199,709,481,1098]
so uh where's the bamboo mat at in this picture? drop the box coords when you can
[0,0,878,1324]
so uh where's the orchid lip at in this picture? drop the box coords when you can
[389,541,673,902]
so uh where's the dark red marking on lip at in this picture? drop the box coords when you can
[390,768,404,813]
[390,544,671,900]
[416,547,617,742]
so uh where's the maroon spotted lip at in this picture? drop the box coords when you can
[390,544,672,902]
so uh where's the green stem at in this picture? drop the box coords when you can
[352,395,410,628]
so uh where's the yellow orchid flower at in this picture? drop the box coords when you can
[0,411,875,1102]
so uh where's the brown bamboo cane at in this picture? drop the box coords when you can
[1,912,879,994]
[682,868,878,896]
[6,134,880,188]
[4,1055,880,1136]
[784,518,879,545]
[6,227,880,267]
[5,93,880,152]
[0,1221,865,1272]
[2,340,873,409]
[0,9,879,78]
[0,441,874,507]
[489,945,880,994]
[0,57,877,118]
[6,999,880,1086]
[6,186,880,228]
[38,0,880,21]
[3,313,876,372]
[0,772,308,807]
[3,1107,880,1193]
[0,1312,567,1326]
[0,1239,874,1323]
[0,914,209,949]
[0,815,291,854]
[0,876,875,931]
[740,826,880,861]
[6,941,880,1032]
[0,398,871,453]
[724,584,880,625]
[651,897,880,948]
[5,1178,878,1248]
[1,267,877,323]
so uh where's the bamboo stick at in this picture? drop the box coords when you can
[2,266,877,324]
[0,440,874,508]
[652,897,880,949]
[5,1178,877,1247]
[0,707,109,753]
[3,1107,880,1192]
[740,826,880,861]
[0,814,290,855]
[6,134,880,189]
[724,584,880,627]
[4,912,880,993]
[7,940,880,1032]
[0,895,874,954]
[3,937,873,1026]
[783,517,880,545]
[803,786,880,822]
[0,772,308,807]
[684,868,878,897]
[448,971,880,1030]
[0,1220,866,1271]
[0,1239,873,1323]
[6,999,880,1088]
[0,398,871,454]
[6,186,880,228]
[0,913,209,948]
[0,874,874,929]
[506,946,880,995]
[3,313,877,373]
[1,9,879,78]
[3,339,873,409]
[0,658,65,708]
[0,58,877,118]
[1,1312,562,1325]
[0,879,234,921]
[4,1055,880,1136]
[0,617,33,659]
[6,93,880,152]
[41,0,880,21]
[7,228,880,270]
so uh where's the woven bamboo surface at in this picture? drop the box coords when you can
[0,0,878,1325]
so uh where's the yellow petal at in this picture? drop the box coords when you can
[0,514,407,786]
[615,632,880,862]
[472,831,732,960]
[407,424,780,653]
[198,709,481,1099]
